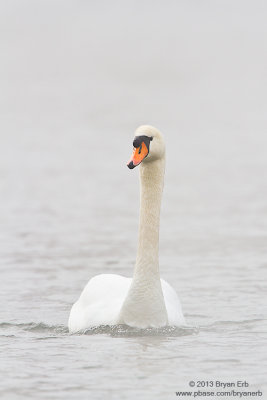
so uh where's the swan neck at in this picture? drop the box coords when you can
[117,156,168,328]
[134,158,165,276]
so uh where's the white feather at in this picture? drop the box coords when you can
[68,126,186,333]
[68,274,185,332]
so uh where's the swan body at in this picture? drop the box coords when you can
[68,125,185,333]
[68,274,184,332]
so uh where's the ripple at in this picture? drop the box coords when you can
[0,322,68,334]
[0,334,16,338]
[2,318,265,338]
[200,318,266,332]
[0,321,199,337]
[79,324,199,338]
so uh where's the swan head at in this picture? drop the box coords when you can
[127,125,165,169]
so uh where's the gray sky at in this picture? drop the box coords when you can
[0,0,266,138]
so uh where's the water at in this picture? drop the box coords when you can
[0,1,267,399]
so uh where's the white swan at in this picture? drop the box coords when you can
[68,125,185,333]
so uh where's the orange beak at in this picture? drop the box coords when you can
[127,142,149,169]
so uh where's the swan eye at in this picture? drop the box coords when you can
[133,137,141,148]
[133,135,152,149]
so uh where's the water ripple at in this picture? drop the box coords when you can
[81,324,199,337]
[0,322,68,334]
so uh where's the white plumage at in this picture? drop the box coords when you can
[68,126,185,333]
[68,274,184,332]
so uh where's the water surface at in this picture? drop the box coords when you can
[0,1,267,399]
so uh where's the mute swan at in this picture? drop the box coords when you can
[68,125,185,332]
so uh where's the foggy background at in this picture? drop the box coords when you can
[0,1,266,399]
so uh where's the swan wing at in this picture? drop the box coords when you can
[68,274,131,333]
[161,279,186,326]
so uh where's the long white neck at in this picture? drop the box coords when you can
[118,157,168,328]
[135,158,164,277]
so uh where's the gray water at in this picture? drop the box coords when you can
[0,1,267,399]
